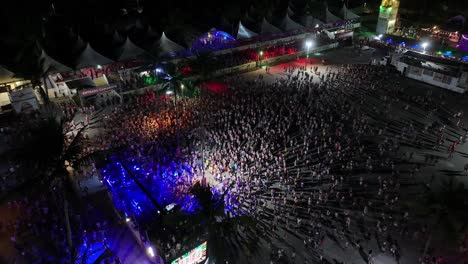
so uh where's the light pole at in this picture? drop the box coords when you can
[422,42,429,53]
[258,50,264,67]
[305,40,313,66]
[306,41,312,58]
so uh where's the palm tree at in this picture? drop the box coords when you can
[410,178,468,256]
[5,109,87,263]
[14,43,51,105]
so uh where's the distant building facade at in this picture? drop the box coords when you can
[376,0,399,35]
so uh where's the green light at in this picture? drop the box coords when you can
[437,51,442,55]
[259,51,264,56]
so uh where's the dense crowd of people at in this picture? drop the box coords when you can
[94,61,467,264]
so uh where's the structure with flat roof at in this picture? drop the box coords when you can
[392,50,468,93]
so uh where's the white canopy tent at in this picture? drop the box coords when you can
[40,49,73,73]
[236,21,258,40]
[341,4,360,20]
[152,32,186,57]
[287,6,295,16]
[260,18,282,35]
[325,7,341,23]
[302,15,324,28]
[0,66,21,84]
[72,35,86,55]
[116,37,153,61]
[112,30,125,46]
[145,26,159,39]
[75,43,114,69]
[280,14,304,32]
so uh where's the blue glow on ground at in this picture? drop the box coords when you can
[102,155,201,223]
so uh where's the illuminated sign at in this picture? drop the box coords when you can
[171,241,207,264]
[79,84,117,97]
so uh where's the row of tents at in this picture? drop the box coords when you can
[9,4,359,75]
[237,5,359,39]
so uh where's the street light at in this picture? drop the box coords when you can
[305,40,313,58]
[258,50,264,67]
[422,42,429,53]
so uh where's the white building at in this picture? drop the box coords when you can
[392,51,468,93]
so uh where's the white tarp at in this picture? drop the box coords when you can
[326,7,341,23]
[260,18,282,35]
[116,37,152,61]
[152,32,186,57]
[341,4,360,20]
[280,14,304,32]
[236,21,258,40]
[75,43,114,69]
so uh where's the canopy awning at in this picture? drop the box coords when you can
[0,66,22,84]
[75,43,114,69]
[341,5,360,20]
[281,14,304,32]
[40,49,73,73]
[236,21,258,40]
[260,18,282,35]
[116,37,153,62]
[65,77,96,89]
[326,7,341,23]
[152,32,186,57]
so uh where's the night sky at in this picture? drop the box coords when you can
[1,0,467,67]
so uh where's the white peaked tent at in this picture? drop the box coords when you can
[145,26,159,39]
[117,37,152,62]
[75,43,114,69]
[260,18,282,35]
[287,6,295,16]
[281,14,304,31]
[249,5,256,16]
[73,35,86,54]
[112,30,125,46]
[302,15,324,28]
[40,49,72,73]
[135,18,144,30]
[341,4,359,20]
[243,12,256,24]
[236,21,258,40]
[326,7,341,23]
[0,66,21,84]
[153,32,185,57]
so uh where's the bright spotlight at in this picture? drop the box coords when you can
[125,217,131,223]
[166,90,174,95]
[422,42,429,49]
[305,41,313,49]
[156,68,162,73]
[147,246,155,257]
